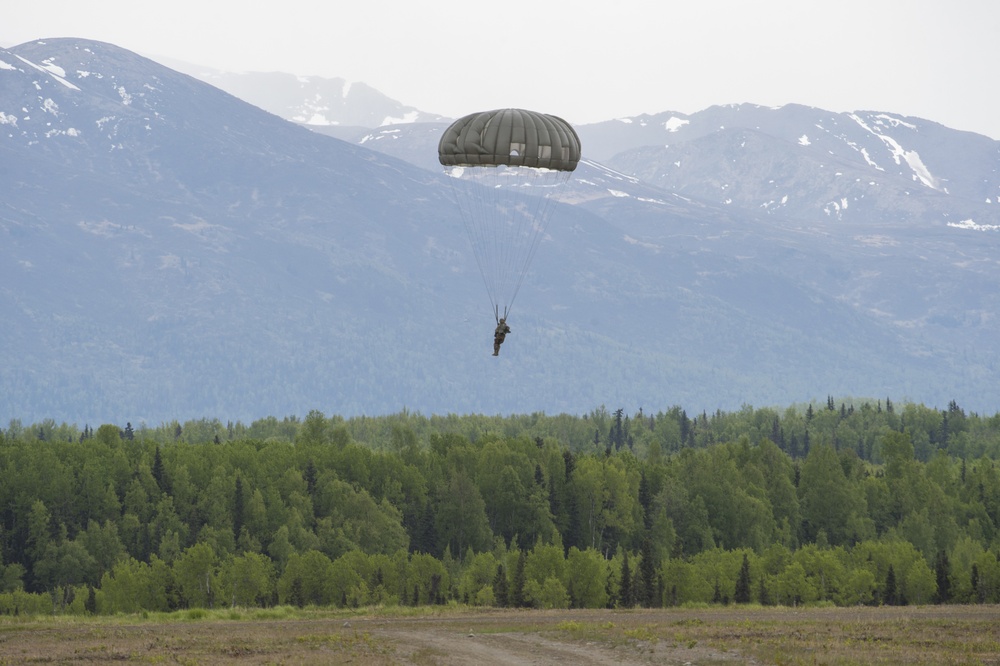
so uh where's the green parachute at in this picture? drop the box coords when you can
[438,108,582,322]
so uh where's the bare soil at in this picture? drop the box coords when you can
[1,605,998,665]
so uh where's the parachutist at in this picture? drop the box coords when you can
[493,318,510,356]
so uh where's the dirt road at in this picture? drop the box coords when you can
[352,610,749,665]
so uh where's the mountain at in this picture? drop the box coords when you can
[158,57,450,142]
[2,38,998,426]
[590,105,1000,225]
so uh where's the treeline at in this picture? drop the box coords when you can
[1,398,999,615]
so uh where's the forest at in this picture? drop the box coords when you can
[2,397,1000,615]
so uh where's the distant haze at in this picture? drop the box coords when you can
[2,0,1000,139]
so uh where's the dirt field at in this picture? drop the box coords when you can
[1,605,998,665]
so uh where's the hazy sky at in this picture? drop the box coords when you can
[3,0,999,138]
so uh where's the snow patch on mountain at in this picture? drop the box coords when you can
[873,113,917,131]
[664,116,689,132]
[850,113,942,191]
[383,111,421,126]
[39,59,67,78]
[948,219,1000,231]
[624,235,661,251]
[14,54,80,90]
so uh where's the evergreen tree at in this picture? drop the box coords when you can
[233,475,245,539]
[619,550,632,608]
[563,449,576,479]
[430,573,442,605]
[493,564,509,607]
[152,447,167,492]
[679,410,691,446]
[758,576,771,606]
[563,487,581,552]
[611,408,625,451]
[639,537,657,607]
[934,550,952,604]
[85,585,97,614]
[771,416,783,450]
[290,577,304,608]
[885,564,898,606]
[638,472,653,530]
[938,412,950,449]
[734,553,752,603]
[304,460,318,497]
[547,477,562,539]
[511,550,527,608]
[410,502,437,556]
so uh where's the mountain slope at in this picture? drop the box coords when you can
[595,104,1000,227]
[159,58,449,140]
[1,39,474,421]
[2,39,997,424]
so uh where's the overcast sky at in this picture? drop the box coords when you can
[3,0,998,138]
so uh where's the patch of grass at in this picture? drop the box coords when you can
[251,605,299,620]
[555,619,585,632]
[623,625,659,642]
[0,605,996,665]
[297,630,380,649]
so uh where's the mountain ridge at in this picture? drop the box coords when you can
[2,38,998,424]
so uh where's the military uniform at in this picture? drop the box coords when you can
[493,319,511,356]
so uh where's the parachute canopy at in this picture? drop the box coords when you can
[438,109,582,321]
[438,108,581,172]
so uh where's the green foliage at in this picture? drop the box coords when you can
[734,553,752,603]
[565,547,609,608]
[1,399,1000,615]
[219,551,275,607]
[173,542,218,608]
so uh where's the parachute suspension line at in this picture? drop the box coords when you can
[446,169,502,318]
[462,165,567,319]
[502,168,569,315]
[445,166,533,319]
